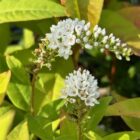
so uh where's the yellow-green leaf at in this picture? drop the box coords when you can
[65,0,104,26]
[0,109,15,140]
[23,29,35,49]
[104,131,140,140]
[0,70,11,104]
[0,0,66,24]
[105,98,140,118]
[7,121,29,140]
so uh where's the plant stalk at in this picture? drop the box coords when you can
[77,118,83,140]
[30,68,39,115]
[77,103,83,140]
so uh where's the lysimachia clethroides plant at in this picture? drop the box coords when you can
[32,18,132,140]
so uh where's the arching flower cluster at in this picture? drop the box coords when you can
[61,68,100,107]
[43,18,132,60]
[33,18,132,69]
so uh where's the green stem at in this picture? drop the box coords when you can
[77,118,83,140]
[30,68,39,115]
[77,100,83,140]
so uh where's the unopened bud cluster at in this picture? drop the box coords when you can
[61,68,100,107]
[33,42,57,69]
[92,25,132,61]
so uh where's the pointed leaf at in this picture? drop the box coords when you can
[0,71,11,104]
[105,98,140,118]
[0,107,15,140]
[104,131,140,140]
[65,0,104,25]
[28,116,53,140]
[7,121,29,140]
[60,118,77,140]
[34,58,73,114]
[0,0,66,23]
[6,56,31,111]
[85,96,112,131]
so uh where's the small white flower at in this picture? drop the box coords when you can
[63,34,76,46]
[122,43,127,47]
[116,38,120,42]
[86,31,91,36]
[93,25,99,32]
[116,42,121,46]
[110,36,116,44]
[85,44,93,49]
[94,42,99,47]
[126,57,130,61]
[94,32,99,38]
[100,48,104,53]
[127,48,132,54]
[109,33,113,38]
[85,97,99,107]
[96,27,102,34]
[76,39,81,44]
[105,44,109,49]
[84,22,90,31]
[116,55,122,60]
[123,48,128,52]
[83,37,88,43]
[102,36,108,44]
[69,98,76,103]
[75,24,83,35]
[113,46,117,49]
[101,28,106,36]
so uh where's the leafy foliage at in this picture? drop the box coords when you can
[0,0,140,139]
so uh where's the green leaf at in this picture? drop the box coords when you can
[16,18,55,35]
[105,98,140,118]
[0,55,8,72]
[0,107,15,140]
[84,131,103,140]
[33,58,73,114]
[119,6,140,29]
[122,117,140,131]
[6,55,30,84]
[105,98,140,130]
[13,49,33,65]
[4,45,24,55]
[7,121,29,140]
[0,70,11,104]
[107,0,124,10]
[104,131,140,140]
[100,10,140,41]
[22,29,35,49]
[28,115,53,140]
[85,96,112,131]
[0,0,66,24]
[55,135,76,140]
[6,56,31,111]
[0,23,11,53]
[65,0,104,25]
[0,102,13,116]
[60,118,77,140]
[39,99,64,121]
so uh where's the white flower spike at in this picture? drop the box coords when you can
[61,68,100,107]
